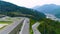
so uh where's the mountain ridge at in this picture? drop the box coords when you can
[0,1,46,21]
[33,4,60,18]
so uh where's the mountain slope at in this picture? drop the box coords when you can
[33,4,60,18]
[0,1,46,21]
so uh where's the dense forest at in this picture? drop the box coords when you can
[0,1,46,21]
[38,18,60,34]
[30,18,60,34]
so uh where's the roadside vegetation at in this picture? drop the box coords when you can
[30,18,60,34]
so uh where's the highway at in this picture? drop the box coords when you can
[0,17,41,34]
[32,22,41,34]
[19,18,29,34]
[0,18,24,34]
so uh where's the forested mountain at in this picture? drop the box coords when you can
[33,4,60,18]
[0,1,46,21]
[52,8,60,18]
[0,1,60,34]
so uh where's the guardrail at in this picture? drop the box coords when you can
[0,18,25,34]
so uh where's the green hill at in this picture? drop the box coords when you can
[0,1,46,21]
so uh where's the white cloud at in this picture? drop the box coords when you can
[3,0,60,8]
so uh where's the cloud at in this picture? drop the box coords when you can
[3,0,60,8]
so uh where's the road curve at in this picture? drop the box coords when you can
[32,22,41,34]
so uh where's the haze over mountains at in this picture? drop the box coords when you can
[33,4,60,18]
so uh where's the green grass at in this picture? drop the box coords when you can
[0,17,21,30]
[0,21,13,24]
[0,21,12,30]
[0,21,13,30]
[30,19,36,34]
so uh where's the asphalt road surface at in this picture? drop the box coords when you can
[32,22,41,34]
[19,18,29,34]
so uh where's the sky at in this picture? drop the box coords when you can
[2,0,60,8]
